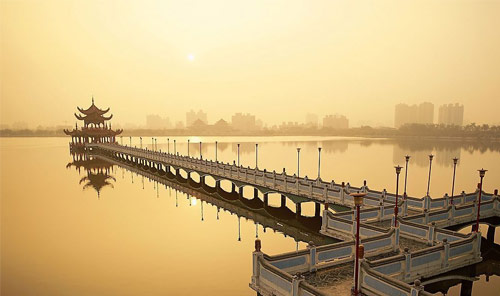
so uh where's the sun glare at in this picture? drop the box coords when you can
[187,54,195,61]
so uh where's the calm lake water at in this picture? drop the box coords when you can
[1,136,499,296]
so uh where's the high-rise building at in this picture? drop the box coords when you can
[438,103,464,126]
[322,114,349,129]
[186,110,208,127]
[417,102,434,124]
[394,102,434,128]
[146,114,171,129]
[231,113,257,131]
[305,113,319,128]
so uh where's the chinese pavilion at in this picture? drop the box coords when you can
[64,97,122,147]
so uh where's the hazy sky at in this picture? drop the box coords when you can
[1,0,500,128]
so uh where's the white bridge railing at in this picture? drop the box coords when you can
[89,143,497,211]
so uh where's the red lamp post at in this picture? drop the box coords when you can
[394,166,402,227]
[475,168,487,232]
[350,192,366,296]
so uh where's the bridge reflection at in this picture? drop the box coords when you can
[67,150,337,245]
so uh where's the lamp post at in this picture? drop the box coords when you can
[140,137,142,149]
[350,192,366,296]
[451,157,459,205]
[403,155,410,198]
[237,143,240,166]
[215,141,218,161]
[155,138,157,151]
[317,147,322,180]
[255,143,258,168]
[475,169,487,232]
[167,138,170,154]
[129,136,132,146]
[394,165,402,227]
[426,154,434,196]
[188,139,190,156]
[151,137,154,150]
[199,141,202,159]
[297,148,301,178]
[174,139,176,154]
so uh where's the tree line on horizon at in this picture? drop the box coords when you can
[1,123,499,139]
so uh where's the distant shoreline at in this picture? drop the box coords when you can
[1,130,500,143]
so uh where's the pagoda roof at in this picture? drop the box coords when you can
[64,126,123,136]
[77,97,111,115]
[74,112,113,123]
[74,97,114,124]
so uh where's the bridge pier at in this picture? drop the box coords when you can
[254,188,259,199]
[239,187,244,197]
[296,203,302,218]
[281,195,286,207]
[487,225,496,241]
[232,183,236,193]
[460,280,473,296]
[263,193,268,205]
[315,202,321,217]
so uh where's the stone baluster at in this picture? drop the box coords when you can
[410,280,423,296]
[403,247,411,279]
[442,238,449,268]
[307,241,317,272]
[427,222,435,245]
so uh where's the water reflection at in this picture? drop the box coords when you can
[66,152,116,197]
[68,150,335,246]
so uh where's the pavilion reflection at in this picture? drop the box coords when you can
[66,150,335,245]
[66,151,116,197]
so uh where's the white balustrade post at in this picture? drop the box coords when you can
[321,203,329,233]
[427,222,435,245]
[291,275,304,296]
[410,280,424,296]
[403,247,411,279]
[307,241,317,272]
[442,238,449,268]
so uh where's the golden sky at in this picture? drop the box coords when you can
[1,0,499,127]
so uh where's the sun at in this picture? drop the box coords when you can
[187,54,195,61]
